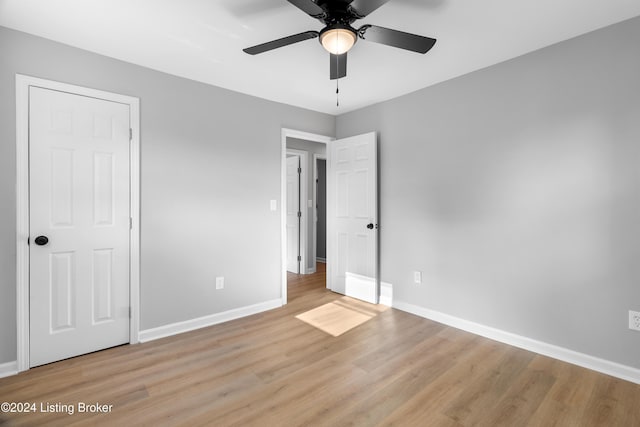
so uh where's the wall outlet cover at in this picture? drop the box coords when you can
[216,277,224,290]
[414,271,422,284]
[630,310,640,331]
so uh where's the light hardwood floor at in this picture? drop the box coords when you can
[1,263,639,426]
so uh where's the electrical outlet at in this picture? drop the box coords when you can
[629,310,640,331]
[216,276,224,290]
[414,271,422,284]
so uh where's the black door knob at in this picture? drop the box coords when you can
[367,223,374,230]
[34,235,49,246]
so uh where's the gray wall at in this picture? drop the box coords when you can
[0,26,334,363]
[337,16,640,368]
[286,138,327,272]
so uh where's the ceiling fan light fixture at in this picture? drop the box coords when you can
[320,26,357,55]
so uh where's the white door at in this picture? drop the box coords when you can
[29,87,131,367]
[327,132,378,304]
[286,156,301,273]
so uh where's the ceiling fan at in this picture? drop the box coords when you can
[243,0,437,80]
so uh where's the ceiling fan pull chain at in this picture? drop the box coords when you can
[336,51,340,107]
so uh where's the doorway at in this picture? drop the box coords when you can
[15,75,140,371]
[281,129,379,305]
[281,130,333,303]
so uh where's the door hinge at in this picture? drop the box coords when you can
[129,217,133,230]
[129,128,133,141]
[297,211,301,218]
[297,255,302,262]
[298,167,302,174]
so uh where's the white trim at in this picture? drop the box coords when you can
[281,129,333,305]
[312,154,327,275]
[316,257,326,263]
[139,299,282,343]
[286,149,308,276]
[0,361,18,379]
[393,300,640,385]
[129,93,141,345]
[15,75,30,372]
[344,272,377,304]
[379,282,393,307]
[283,129,334,143]
[15,74,141,372]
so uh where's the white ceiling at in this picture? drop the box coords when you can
[1,0,639,115]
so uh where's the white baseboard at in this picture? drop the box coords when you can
[139,299,282,343]
[379,281,393,307]
[345,272,377,304]
[393,300,640,385]
[316,258,326,263]
[0,361,18,379]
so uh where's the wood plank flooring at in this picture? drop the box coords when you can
[1,262,639,426]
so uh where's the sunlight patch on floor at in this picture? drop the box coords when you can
[295,296,389,337]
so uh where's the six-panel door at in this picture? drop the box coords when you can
[327,132,378,304]
[29,87,131,367]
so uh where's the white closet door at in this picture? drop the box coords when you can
[29,87,131,367]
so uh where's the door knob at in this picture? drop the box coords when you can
[367,223,375,230]
[34,235,49,246]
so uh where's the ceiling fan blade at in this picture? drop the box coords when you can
[358,25,436,54]
[287,0,326,18]
[348,0,392,18]
[330,53,347,80]
[243,31,319,55]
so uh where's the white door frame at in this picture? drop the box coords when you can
[286,149,308,275]
[15,74,141,372]
[281,129,333,304]
[312,153,327,276]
